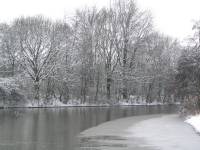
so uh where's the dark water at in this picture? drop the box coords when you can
[0,105,178,150]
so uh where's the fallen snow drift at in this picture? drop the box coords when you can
[185,115,200,134]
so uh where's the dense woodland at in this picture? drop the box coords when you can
[0,0,198,108]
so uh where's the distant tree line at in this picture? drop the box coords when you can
[176,21,200,114]
[0,0,183,105]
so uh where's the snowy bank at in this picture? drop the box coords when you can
[24,97,180,108]
[185,115,200,134]
[20,99,178,108]
[25,99,111,108]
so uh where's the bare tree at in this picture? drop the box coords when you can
[114,0,152,100]
[74,8,101,103]
[14,16,61,102]
[97,8,120,100]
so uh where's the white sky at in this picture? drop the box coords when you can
[0,0,200,40]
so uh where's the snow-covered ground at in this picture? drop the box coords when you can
[24,99,177,108]
[2,99,179,108]
[24,97,180,108]
[185,115,200,134]
[79,114,200,150]
[25,99,110,108]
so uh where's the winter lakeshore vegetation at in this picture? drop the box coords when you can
[0,0,198,115]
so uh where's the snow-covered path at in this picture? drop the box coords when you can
[78,114,200,150]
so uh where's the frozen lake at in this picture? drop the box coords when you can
[79,114,200,150]
[0,105,177,150]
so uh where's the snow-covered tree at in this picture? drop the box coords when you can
[13,16,62,101]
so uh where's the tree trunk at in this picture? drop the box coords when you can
[107,77,111,100]
[122,78,128,100]
[59,91,63,102]
[95,71,100,102]
[11,60,15,76]
[122,39,128,100]
[81,76,87,104]
[157,81,162,102]
[45,78,51,100]
[146,82,153,103]
[34,79,40,105]
[63,83,70,103]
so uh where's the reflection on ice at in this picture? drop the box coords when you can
[79,135,127,149]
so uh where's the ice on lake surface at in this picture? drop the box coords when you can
[78,114,200,150]
[78,135,158,150]
[77,115,161,150]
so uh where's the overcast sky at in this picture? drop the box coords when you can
[0,0,200,40]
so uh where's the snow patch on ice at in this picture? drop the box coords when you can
[126,115,200,150]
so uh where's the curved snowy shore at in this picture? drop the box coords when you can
[78,114,200,150]
[185,115,200,134]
